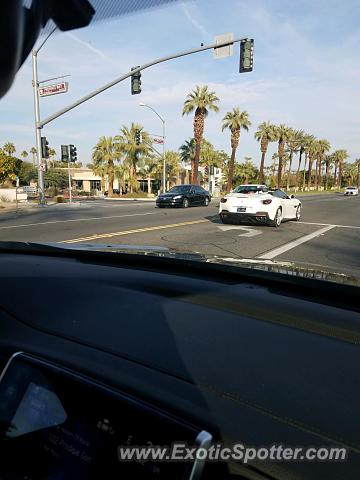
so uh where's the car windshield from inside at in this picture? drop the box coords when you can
[232,185,268,194]
[167,186,191,194]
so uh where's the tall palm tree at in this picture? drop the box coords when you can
[21,150,28,161]
[314,139,330,189]
[92,136,120,196]
[355,158,360,187]
[323,154,334,190]
[254,121,276,184]
[307,139,319,189]
[115,123,151,193]
[3,142,16,156]
[273,124,291,188]
[182,85,219,184]
[30,147,37,166]
[333,149,349,188]
[296,132,307,176]
[286,129,303,190]
[222,107,251,192]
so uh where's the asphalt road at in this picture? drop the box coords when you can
[0,193,359,278]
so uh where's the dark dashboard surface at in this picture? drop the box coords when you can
[0,251,359,479]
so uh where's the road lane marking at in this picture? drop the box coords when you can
[217,225,262,237]
[298,222,360,229]
[60,219,209,244]
[0,212,156,230]
[257,225,336,260]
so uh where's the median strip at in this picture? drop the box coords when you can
[257,225,336,260]
[60,219,209,244]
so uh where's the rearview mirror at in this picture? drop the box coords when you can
[289,194,295,199]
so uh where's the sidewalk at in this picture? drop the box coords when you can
[104,197,156,202]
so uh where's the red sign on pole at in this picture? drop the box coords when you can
[39,82,69,97]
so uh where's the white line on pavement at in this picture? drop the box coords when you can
[0,212,157,230]
[257,225,336,260]
[298,221,360,229]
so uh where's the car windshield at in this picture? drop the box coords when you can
[0,0,359,286]
[232,186,267,194]
[167,186,191,194]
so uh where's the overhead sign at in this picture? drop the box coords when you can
[39,82,69,97]
[213,33,234,59]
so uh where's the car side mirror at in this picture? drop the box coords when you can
[290,194,295,199]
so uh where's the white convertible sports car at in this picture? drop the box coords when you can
[219,184,302,227]
[344,186,359,196]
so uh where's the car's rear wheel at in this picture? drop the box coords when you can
[295,205,301,221]
[269,208,282,227]
[203,196,210,206]
[182,198,189,208]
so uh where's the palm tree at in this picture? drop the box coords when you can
[355,158,360,187]
[182,85,219,184]
[3,142,16,156]
[323,154,334,190]
[314,139,330,189]
[92,136,120,196]
[254,121,276,184]
[115,123,151,193]
[286,129,303,190]
[307,139,319,189]
[333,149,349,188]
[273,124,291,188]
[30,147,37,166]
[21,150,28,161]
[221,107,251,192]
[179,138,196,182]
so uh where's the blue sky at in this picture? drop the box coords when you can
[1,0,359,166]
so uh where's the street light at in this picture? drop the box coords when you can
[139,103,166,193]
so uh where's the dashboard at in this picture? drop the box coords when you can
[0,249,359,479]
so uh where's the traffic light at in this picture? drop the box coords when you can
[239,39,254,73]
[41,136,49,158]
[69,144,77,162]
[131,66,141,95]
[210,165,215,175]
[135,130,142,145]
[61,145,69,162]
[204,165,209,177]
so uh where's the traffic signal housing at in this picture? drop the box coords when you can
[69,144,77,162]
[135,130,142,145]
[41,136,49,158]
[131,66,141,95]
[239,39,254,73]
[61,145,69,162]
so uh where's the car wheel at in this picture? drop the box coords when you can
[269,208,282,227]
[203,196,210,206]
[295,205,301,221]
[182,198,189,208]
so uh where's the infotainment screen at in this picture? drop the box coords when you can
[0,353,211,480]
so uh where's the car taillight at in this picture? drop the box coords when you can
[220,198,227,203]
[262,199,272,205]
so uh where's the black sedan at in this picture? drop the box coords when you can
[156,184,211,208]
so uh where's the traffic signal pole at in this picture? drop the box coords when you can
[39,36,249,128]
[31,26,57,207]
[32,49,46,206]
